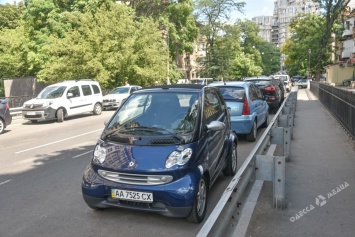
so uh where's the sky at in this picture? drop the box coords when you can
[233,0,275,20]
[0,0,275,20]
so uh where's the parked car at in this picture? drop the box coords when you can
[274,74,291,92]
[81,84,238,223]
[244,76,283,112]
[190,78,214,85]
[296,79,309,89]
[210,81,269,142]
[22,79,103,123]
[103,85,141,110]
[0,99,12,134]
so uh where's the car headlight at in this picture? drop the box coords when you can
[42,101,53,108]
[165,148,192,168]
[93,144,107,164]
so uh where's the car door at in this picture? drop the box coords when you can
[80,84,95,112]
[203,88,228,182]
[66,86,85,115]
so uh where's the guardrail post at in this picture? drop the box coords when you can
[273,156,286,210]
[271,127,291,161]
[278,114,294,139]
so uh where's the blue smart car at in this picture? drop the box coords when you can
[82,84,238,223]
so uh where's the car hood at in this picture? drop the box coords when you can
[23,98,54,106]
[94,140,197,173]
[103,94,128,101]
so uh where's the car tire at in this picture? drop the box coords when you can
[223,142,237,176]
[187,175,207,223]
[93,103,102,115]
[0,118,4,134]
[261,114,269,128]
[246,121,257,142]
[57,108,64,123]
[298,85,302,89]
[30,120,38,124]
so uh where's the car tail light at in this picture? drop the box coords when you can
[265,86,276,92]
[6,103,9,109]
[242,95,250,115]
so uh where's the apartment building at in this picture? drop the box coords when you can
[252,0,319,46]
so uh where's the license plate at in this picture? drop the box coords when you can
[111,189,153,203]
[27,112,36,115]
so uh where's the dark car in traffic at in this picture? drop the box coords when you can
[244,76,283,112]
[0,99,12,134]
[82,84,238,223]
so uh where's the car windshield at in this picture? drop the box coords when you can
[37,86,66,99]
[110,87,130,94]
[105,92,199,136]
[245,79,271,87]
[217,87,244,102]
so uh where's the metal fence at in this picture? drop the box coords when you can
[310,82,355,139]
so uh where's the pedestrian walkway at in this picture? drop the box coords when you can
[245,88,355,237]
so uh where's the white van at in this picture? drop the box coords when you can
[22,79,103,123]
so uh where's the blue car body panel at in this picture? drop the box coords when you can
[210,82,269,135]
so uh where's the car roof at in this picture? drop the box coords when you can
[209,81,248,87]
[52,79,100,86]
[137,84,205,93]
[244,76,271,81]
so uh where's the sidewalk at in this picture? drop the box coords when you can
[245,88,355,237]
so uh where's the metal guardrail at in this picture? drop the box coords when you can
[10,107,23,116]
[197,89,298,237]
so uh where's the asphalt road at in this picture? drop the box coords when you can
[0,111,272,237]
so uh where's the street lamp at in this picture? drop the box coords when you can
[308,48,311,78]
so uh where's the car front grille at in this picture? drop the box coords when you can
[24,114,42,118]
[148,139,180,145]
[98,170,173,185]
[24,104,43,109]
[103,99,116,102]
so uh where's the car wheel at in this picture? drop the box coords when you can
[187,176,207,223]
[93,103,102,115]
[57,108,64,123]
[298,85,302,89]
[0,119,4,134]
[223,142,237,176]
[30,120,38,124]
[261,114,269,128]
[246,121,257,142]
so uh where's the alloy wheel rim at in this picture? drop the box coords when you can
[196,179,206,216]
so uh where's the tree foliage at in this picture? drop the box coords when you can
[281,13,327,77]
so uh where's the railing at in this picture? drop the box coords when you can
[197,90,298,237]
[310,82,355,139]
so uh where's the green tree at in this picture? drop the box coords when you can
[193,0,245,78]
[37,4,169,88]
[313,0,351,80]
[281,13,328,77]
[258,41,280,75]
[0,2,25,30]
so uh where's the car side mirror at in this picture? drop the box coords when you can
[67,92,74,98]
[207,121,225,131]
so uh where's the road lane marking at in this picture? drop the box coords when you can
[15,129,102,154]
[0,179,12,186]
[72,150,93,159]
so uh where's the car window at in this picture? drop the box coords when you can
[91,84,101,94]
[204,90,223,124]
[37,86,66,99]
[253,84,263,100]
[110,87,130,94]
[218,87,244,102]
[246,79,271,86]
[67,86,80,98]
[81,85,92,96]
